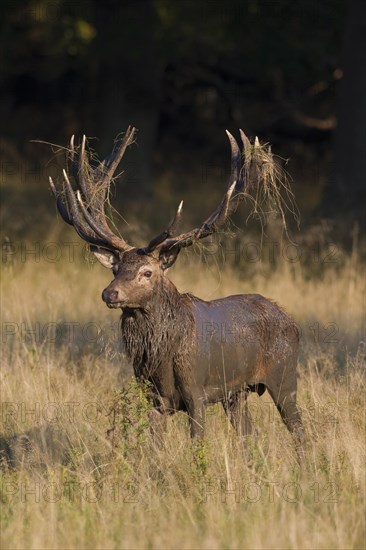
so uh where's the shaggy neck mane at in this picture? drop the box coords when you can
[120,277,194,381]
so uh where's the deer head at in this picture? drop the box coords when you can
[49,126,271,310]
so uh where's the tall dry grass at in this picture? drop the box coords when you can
[1,242,365,549]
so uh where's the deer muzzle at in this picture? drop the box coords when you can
[102,287,126,308]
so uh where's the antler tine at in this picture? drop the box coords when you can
[70,135,75,160]
[68,134,78,182]
[169,200,184,236]
[196,181,236,239]
[226,130,241,187]
[102,126,136,185]
[194,131,241,238]
[49,176,73,226]
[67,133,90,200]
[76,134,93,199]
[145,200,183,252]
[240,129,251,155]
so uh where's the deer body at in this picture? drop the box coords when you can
[191,294,298,403]
[49,126,304,456]
[100,249,300,442]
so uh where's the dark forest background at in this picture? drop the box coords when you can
[1,0,365,247]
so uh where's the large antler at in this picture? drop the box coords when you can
[148,129,268,256]
[49,126,136,252]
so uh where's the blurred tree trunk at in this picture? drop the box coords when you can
[90,0,160,198]
[332,0,366,228]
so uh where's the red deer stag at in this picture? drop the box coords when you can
[49,126,304,458]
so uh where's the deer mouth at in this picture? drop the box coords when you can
[106,301,141,311]
[106,301,124,309]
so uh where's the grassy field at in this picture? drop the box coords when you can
[1,241,365,549]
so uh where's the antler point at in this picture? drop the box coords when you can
[49,176,56,194]
[76,190,84,207]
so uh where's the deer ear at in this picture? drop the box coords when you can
[90,245,119,269]
[159,245,181,271]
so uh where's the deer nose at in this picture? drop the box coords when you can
[102,288,118,303]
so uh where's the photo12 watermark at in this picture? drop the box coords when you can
[200,480,339,504]
[1,238,341,266]
[1,480,139,504]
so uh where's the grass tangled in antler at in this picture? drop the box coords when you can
[34,132,135,236]
[243,139,299,234]
[69,132,136,233]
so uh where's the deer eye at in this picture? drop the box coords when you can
[143,270,152,278]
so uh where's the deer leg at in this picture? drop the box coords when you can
[186,398,205,440]
[148,408,167,448]
[267,382,305,463]
[222,391,255,436]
